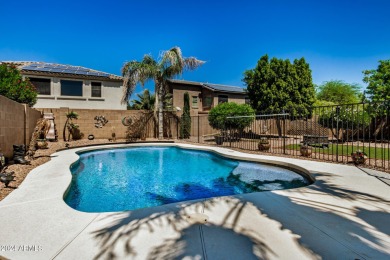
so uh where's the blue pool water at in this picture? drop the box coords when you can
[65,146,310,212]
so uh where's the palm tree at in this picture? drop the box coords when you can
[121,47,204,139]
[130,89,155,110]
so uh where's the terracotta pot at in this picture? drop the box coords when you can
[300,146,312,157]
[258,142,270,151]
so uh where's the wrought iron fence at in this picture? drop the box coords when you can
[183,101,390,172]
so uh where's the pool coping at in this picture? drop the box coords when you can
[0,143,389,259]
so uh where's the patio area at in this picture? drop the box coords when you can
[0,143,389,259]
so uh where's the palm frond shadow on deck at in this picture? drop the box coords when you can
[90,174,390,259]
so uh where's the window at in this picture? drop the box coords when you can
[29,78,51,95]
[91,82,102,97]
[218,95,228,104]
[245,97,250,105]
[192,96,198,108]
[203,96,213,109]
[61,80,83,96]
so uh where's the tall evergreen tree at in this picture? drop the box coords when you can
[180,92,191,139]
[243,55,315,116]
[363,60,390,102]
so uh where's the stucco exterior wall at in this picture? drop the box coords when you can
[23,74,126,110]
[0,96,42,158]
[171,83,202,116]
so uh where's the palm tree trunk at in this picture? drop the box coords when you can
[63,118,69,141]
[158,90,163,139]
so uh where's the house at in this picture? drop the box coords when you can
[168,79,249,115]
[3,61,126,110]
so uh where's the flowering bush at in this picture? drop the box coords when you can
[0,64,37,106]
[351,150,367,164]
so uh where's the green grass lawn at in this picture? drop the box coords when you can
[286,143,390,160]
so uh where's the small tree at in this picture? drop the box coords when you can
[0,63,37,106]
[208,102,255,135]
[180,92,191,139]
[316,80,362,104]
[63,111,79,141]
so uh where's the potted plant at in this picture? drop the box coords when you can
[111,127,117,142]
[68,123,82,140]
[214,134,224,145]
[351,150,367,165]
[36,131,48,149]
[300,144,312,157]
[258,138,270,151]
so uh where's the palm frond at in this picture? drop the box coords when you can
[160,47,184,71]
[121,59,158,104]
[184,57,205,70]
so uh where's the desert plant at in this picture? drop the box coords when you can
[180,92,191,138]
[63,111,79,141]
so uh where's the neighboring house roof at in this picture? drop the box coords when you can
[0,61,123,81]
[202,83,246,94]
[168,79,246,94]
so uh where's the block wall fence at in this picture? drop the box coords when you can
[37,108,150,142]
[0,95,42,158]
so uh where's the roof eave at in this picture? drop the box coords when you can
[21,70,123,82]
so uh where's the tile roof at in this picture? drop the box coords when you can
[0,61,123,81]
[168,79,246,94]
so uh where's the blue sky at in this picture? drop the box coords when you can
[1,0,389,96]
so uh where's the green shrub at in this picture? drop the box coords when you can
[208,102,255,133]
[180,92,191,138]
[0,64,37,106]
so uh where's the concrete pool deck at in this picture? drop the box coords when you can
[0,143,389,259]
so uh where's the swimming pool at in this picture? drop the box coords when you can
[65,146,311,212]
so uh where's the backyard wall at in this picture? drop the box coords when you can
[0,95,42,158]
[36,108,180,141]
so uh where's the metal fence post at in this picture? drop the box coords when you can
[198,115,200,143]
[336,106,340,162]
[283,113,286,154]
